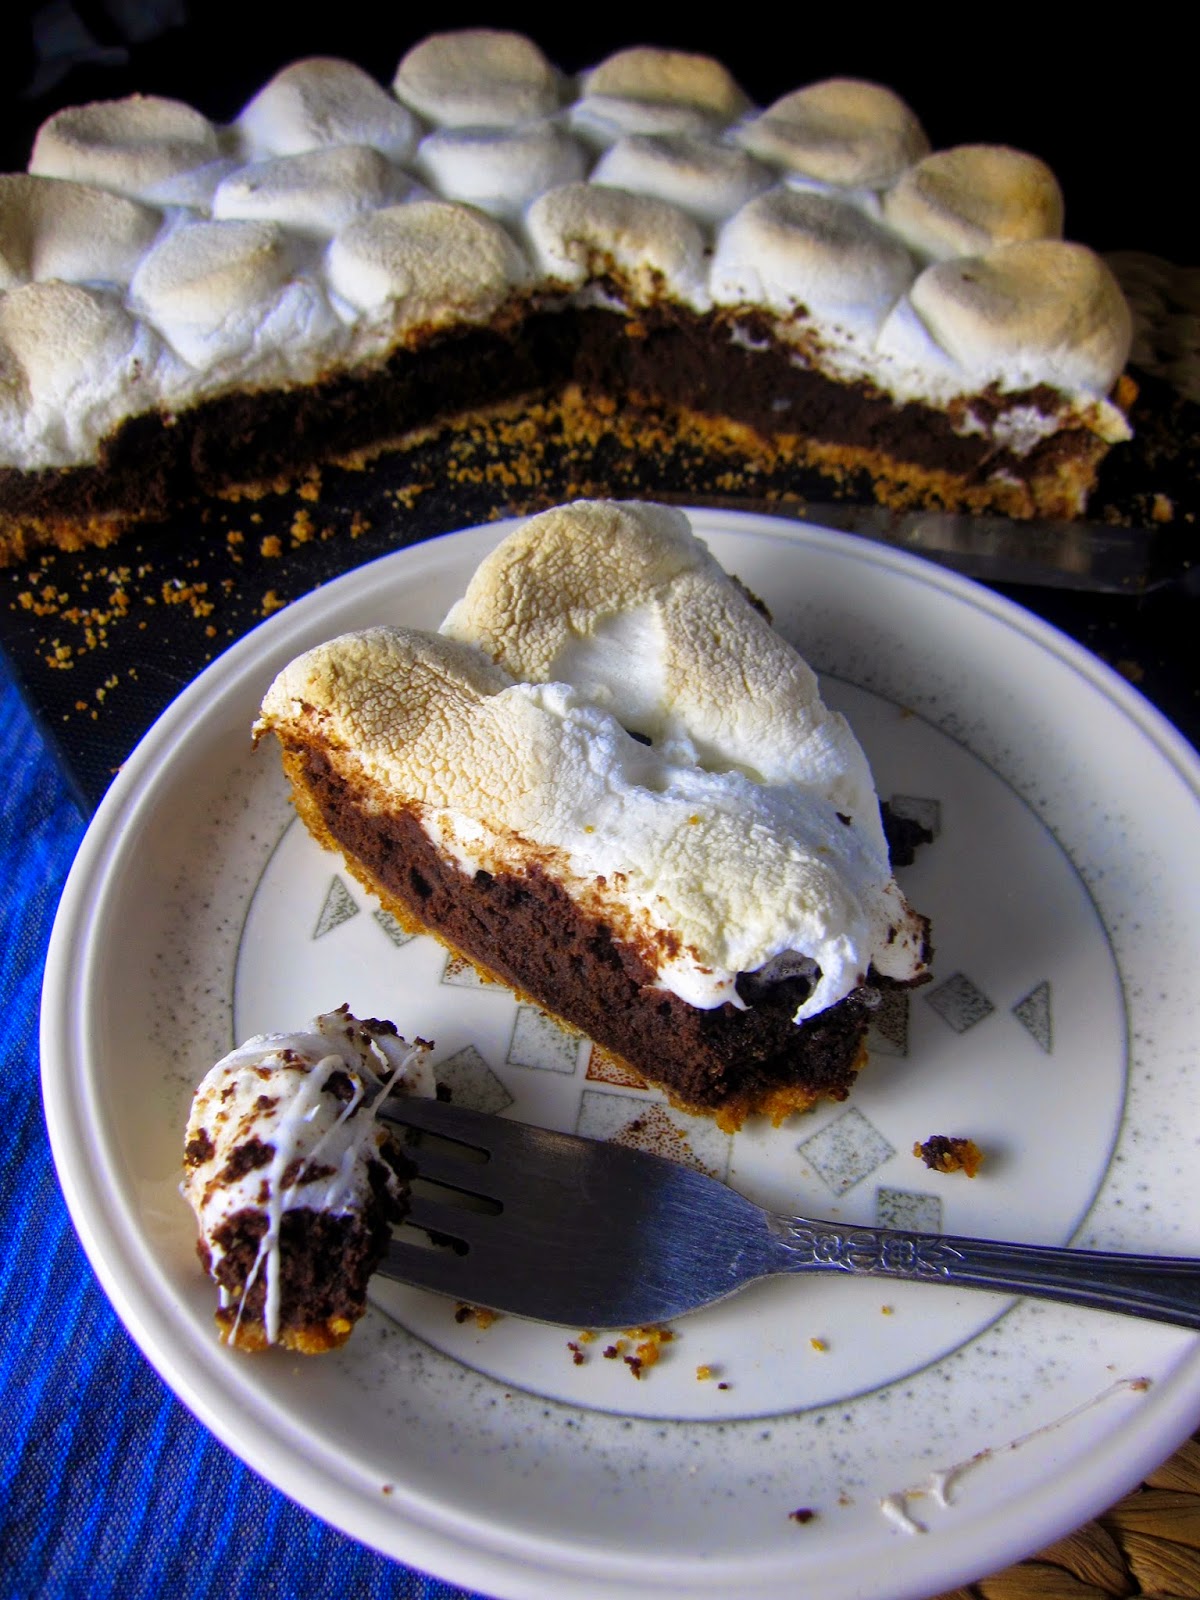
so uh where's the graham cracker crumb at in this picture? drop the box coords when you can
[621,1325,674,1378]
[453,1303,499,1330]
[914,1136,984,1177]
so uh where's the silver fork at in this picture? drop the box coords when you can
[377,1097,1200,1331]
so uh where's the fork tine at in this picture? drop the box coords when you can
[397,1142,495,1197]
[384,1231,570,1318]
[403,1194,499,1245]
[381,1096,534,1160]
[385,1227,603,1323]
[383,1096,616,1205]
[383,1237,481,1300]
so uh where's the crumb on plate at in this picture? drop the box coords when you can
[913,1135,984,1177]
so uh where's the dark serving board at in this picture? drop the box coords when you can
[2,369,1197,817]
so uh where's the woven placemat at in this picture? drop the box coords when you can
[935,1433,1200,1599]
[1106,252,1200,405]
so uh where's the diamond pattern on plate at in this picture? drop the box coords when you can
[372,908,414,948]
[876,1186,942,1234]
[866,988,910,1058]
[575,1090,731,1180]
[441,952,500,988]
[433,1046,514,1115]
[313,875,358,939]
[887,794,942,839]
[925,972,995,1033]
[1013,981,1052,1053]
[798,1107,896,1196]
[585,1044,648,1089]
[506,1006,581,1074]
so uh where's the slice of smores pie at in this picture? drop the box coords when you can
[255,500,930,1129]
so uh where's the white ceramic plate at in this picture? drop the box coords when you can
[42,511,1200,1600]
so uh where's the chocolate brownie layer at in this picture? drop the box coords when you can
[286,740,913,1128]
[203,1180,399,1355]
[0,311,576,538]
[0,303,1113,551]
[570,306,1112,515]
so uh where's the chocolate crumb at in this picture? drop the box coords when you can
[914,1135,984,1177]
[184,1129,214,1168]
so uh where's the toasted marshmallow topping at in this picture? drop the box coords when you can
[1,282,139,404]
[441,501,886,845]
[883,145,1064,261]
[569,94,722,148]
[526,182,709,309]
[327,200,529,332]
[130,218,301,366]
[571,47,749,148]
[591,135,773,228]
[909,241,1133,396]
[581,47,749,121]
[139,158,240,211]
[30,94,220,200]
[2,30,1131,475]
[392,30,560,127]
[738,79,929,188]
[236,57,419,163]
[128,214,339,376]
[416,124,587,223]
[213,146,415,236]
[183,1007,433,1347]
[260,502,927,1022]
[711,187,914,339]
[0,281,166,465]
[0,174,162,290]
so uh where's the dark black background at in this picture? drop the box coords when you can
[2,1,1196,264]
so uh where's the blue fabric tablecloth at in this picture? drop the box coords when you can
[0,652,483,1599]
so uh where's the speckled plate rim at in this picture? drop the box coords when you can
[41,510,1200,1600]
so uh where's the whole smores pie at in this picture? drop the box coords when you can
[0,33,1133,560]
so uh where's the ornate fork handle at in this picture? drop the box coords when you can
[769,1217,1200,1331]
